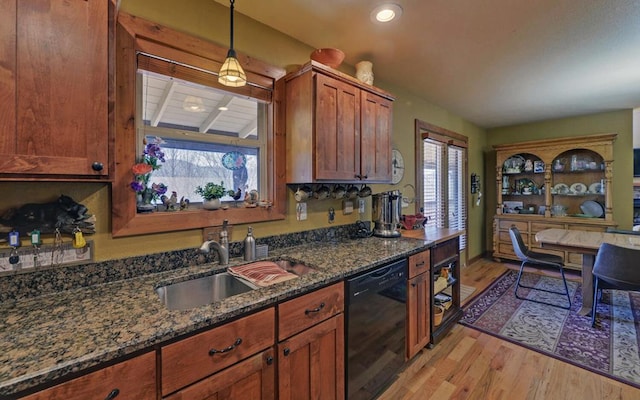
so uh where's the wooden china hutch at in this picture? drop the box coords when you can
[493,134,617,270]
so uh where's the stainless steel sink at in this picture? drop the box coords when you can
[156,273,255,311]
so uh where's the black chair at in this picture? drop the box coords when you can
[591,243,640,327]
[509,226,571,309]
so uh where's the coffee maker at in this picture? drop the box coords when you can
[372,190,402,238]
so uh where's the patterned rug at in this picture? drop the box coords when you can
[460,270,640,388]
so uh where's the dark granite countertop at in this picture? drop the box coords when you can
[0,235,448,396]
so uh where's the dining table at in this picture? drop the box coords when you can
[535,228,640,316]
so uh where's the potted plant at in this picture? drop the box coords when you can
[195,182,226,210]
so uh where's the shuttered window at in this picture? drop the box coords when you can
[416,120,468,251]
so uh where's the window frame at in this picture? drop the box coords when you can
[414,119,468,251]
[112,12,286,237]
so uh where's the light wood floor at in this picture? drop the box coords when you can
[378,258,640,400]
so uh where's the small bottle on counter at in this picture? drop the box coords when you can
[244,226,256,261]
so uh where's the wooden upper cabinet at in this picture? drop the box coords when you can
[0,0,110,178]
[360,90,392,181]
[285,61,394,183]
[315,73,361,181]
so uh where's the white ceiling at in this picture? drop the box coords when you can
[225,0,640,129]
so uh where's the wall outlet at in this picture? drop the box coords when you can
[296,202,307,220]
[343,200,354,214]
[358,199,365,214]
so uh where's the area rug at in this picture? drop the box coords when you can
[459,270,640,388]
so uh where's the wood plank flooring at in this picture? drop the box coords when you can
[378,258,640,400]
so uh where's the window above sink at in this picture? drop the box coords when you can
[112,12,286,237]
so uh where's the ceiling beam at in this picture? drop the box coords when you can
[150,80,175,127]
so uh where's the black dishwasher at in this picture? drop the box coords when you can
[346,258,407,400]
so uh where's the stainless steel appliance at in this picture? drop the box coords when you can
[372,190,402,237]
[346,258,407,400]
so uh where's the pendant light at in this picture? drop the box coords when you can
[218,0,247,87]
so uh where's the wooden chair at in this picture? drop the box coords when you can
[591,242,640,327]
[509,226,571,309]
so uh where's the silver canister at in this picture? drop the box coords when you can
[243,226,256,261]
[372,190,402,238]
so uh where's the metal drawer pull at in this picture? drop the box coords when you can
[209,338,243,355]
[305,302,325,315]
[105,389,120,400]
[415,261,426,268]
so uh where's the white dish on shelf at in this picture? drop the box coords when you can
[580,200,604,218]
[570,182,587,194]
[503,155,525,174]
[589,182,602,194]
[553,183,569,195]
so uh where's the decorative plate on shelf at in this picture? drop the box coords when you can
[570,182,587,194]
[221,151,247,170]
[580,200,604,218]
[503,155,525,174]
[553,183,569,195]
[589,182,602,194]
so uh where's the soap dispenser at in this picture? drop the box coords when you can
[243,226,256,261]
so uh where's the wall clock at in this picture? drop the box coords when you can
[391,149,405,184]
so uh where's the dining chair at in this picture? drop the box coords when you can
[509,226,571,309]
[591,242,640,327]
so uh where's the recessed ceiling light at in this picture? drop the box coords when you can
[371,3,403,23]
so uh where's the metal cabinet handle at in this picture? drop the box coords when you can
[105,389,120,400]
[266,355,274,365]
[305,302,325,315]
[415,261,426,268]
[209,338,242,355]
[283,348,290,356]
[91,161,104,171]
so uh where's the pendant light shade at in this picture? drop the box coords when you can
[219,0,246,87]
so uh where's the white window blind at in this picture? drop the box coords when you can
[421,139,467,251]
[448,146,467,249]
[422,140,445,228]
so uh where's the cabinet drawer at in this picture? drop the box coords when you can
[161,307,275,396]
[278,282,344,341]
[531,222,565,233]
[499,220,528,231]
[408,249,430,278]
[498,243,516,257]
[431,237,459,266]
[498,231,528,244]
[22,352,156,400]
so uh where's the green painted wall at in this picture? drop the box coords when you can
[484,110,634,251]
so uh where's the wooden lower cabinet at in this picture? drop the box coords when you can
[21,351,156,400]
[277,282,345,400]
[406,249,431,359]
[278,314,345,400]
[165,348,275,400]
[406,272,430,359]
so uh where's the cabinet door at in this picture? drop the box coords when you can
[360,91,392,182]
[165,349,275,400]
[407,273,430,359]
[278,314,345,400]
[21,352,156,400]
[0,0,109,177]
[314,73,360,181]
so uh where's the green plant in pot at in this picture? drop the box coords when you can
[195,182,226,210]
